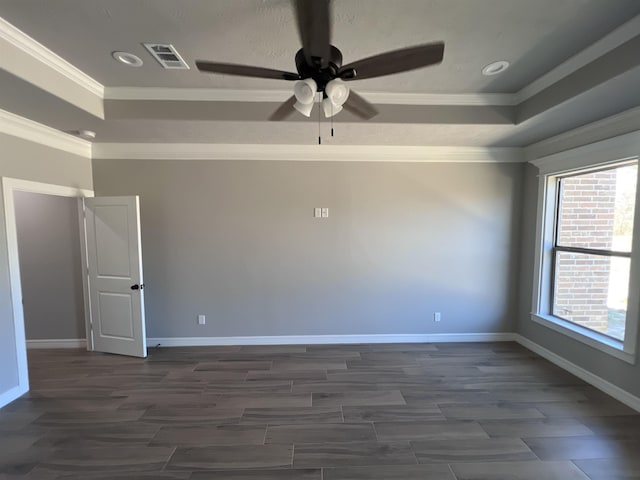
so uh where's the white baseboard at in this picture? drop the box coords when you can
[514,334,640,413]
[147,333,516,347]
[0,383,28,409]
[26,338,87,349]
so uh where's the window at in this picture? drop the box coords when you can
[531,133,640,363]
[552,163,637,342]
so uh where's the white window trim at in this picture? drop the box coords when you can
[530,131,640,365]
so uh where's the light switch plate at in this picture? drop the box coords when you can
[321,207,329,218]
[198,314,206,325]
[314,207,322,218]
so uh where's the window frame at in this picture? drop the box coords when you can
[530,132,640,364]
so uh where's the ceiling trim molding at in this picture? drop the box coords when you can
[529,130,640,173]
[0,17,104,97]
[524,105,640,161]
[0,109,91,158]
[104,87,517,106]
[1,13,635,111]
[515,14,640,103]
[92,143,524,163]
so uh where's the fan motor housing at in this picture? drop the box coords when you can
[295,46,344,92]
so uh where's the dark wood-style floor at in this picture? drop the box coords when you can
[1,342,640,479]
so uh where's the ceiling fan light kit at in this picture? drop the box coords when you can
[294,99,315,117]
[293,78,317,117]
[196,0,445,125]
[322,97,342,118]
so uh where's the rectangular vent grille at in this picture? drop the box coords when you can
[143,43,190,70]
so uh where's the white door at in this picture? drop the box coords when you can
[82,196,147,357]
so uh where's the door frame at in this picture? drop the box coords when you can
[2,177,94,395]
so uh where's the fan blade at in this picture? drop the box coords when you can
[269,95,297,121]
[196,61,299,80]
[339,42,444,81]
[294,0,331,68]
[343,91,379,120]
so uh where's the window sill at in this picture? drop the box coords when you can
[530,313,636,365]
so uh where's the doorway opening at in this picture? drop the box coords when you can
[14,190,88,348]
[3,178,147,408]
[2,177,94,398]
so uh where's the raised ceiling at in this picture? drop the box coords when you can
[2,0,640,92]
[1,0,639,149]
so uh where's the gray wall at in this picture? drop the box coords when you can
[0,133,92,399]
[93,159,524,339]
[14,191,85,340]
[517,163,640,398]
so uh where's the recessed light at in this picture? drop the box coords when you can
[112,51,143,67]
[482,60,510,76]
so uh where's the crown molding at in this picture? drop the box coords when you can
[525,105,640,161]
[515,14,640,103]
[104,87,517,106]
[1,11,637,111]
[0,109,91,158]
[92,143,524,163]
[0,16,104,97]
[530,130,640,174]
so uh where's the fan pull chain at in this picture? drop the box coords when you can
[331,102,334,137]
[318,92,322,145]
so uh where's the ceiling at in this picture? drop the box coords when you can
[1,0,639,149]
[1,0,639,92]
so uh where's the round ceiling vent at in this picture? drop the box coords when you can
[482,60,510,76]
[112,51,143,67]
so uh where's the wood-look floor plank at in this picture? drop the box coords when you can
[323,464,455,480]
[293,442,416,468]
[374,420,488,442]
[33,410,143,426]
[450,460,590,479]
[240,406,343,425]
[194,361,273,371]
[342,405,443,423]
[573,457,640,479]
[205,380,292,394]
[439,404,545,420]
[190,469,321,479]
[479,418,594,438]
[38,446,175,472]
[523,435,640,461]
[271,360,348,371]
[140,406,243,424]
[578,415,640,438]
[52,472,191,480]
[312,391,406,407]
[365,343,439,353]
[167,445,293,470]
[294,381,414,393]
[239,345,308,354]
[410,438,536,463]
[246,370,327,381]
[266,423,376,444]
[151,424,266,446]
[32,423,160,447]
[534,400,638,418]
[214,393,312,409]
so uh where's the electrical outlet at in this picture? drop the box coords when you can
[433,312,441,322]
[198,314,206,325]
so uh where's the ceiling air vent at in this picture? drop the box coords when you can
[143,43,190,70]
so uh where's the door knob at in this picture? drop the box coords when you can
[130,284,144,290]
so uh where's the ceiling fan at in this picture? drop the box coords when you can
[196,0,444,121]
